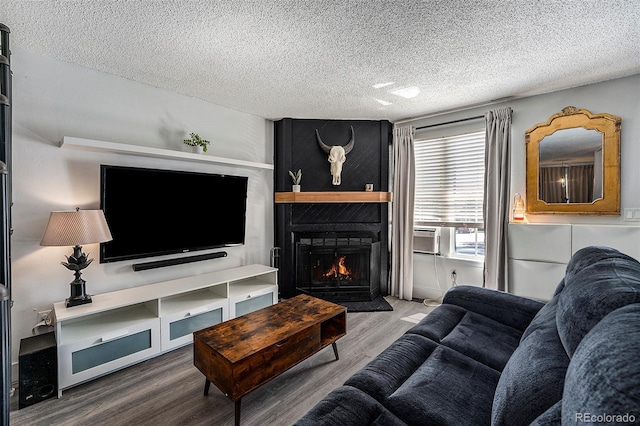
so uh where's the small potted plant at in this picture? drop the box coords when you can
[183,132,210,154]
[289,169,302,192]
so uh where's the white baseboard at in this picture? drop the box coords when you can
[412,286,445,301]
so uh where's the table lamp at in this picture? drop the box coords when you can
[40,208,113,307]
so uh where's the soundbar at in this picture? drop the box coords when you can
[132,251,227,271]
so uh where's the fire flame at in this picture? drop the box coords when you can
[324,256,352,279]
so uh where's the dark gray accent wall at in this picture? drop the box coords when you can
[274,118,392,299]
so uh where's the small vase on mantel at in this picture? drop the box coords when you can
[193,145,204,154]
[289,169,302,192]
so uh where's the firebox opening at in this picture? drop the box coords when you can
[295,233,380,302]
[310,247,369,287]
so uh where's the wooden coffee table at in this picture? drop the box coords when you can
[193,294,347,426]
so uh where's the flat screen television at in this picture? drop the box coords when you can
[100,165,248,263]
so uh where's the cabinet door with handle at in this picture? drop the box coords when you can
[229,286,277,318]
[58,318,160,390]
[160,301,228,351]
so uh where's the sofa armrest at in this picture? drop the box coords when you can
[442,285,545,331]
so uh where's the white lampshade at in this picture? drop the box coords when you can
[40,209,113,247]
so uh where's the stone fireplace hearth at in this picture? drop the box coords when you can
[274,119,392,302]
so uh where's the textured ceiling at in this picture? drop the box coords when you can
[3,1,640,122]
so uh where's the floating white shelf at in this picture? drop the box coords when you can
[60,136,274,171]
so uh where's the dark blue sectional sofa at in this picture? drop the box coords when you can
[295,246,640,425]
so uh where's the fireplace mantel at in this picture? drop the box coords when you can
[275,191,392,204]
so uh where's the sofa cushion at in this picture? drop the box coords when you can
[293,385,408,426]
[442,285,544,332]
[387,345,500,426]
[407,296,531,371]
[404,304,467,342]
[345,333,439,403]
[529,401,562,425]
[561,304,640,424]
[491,296,569,426]
[438,311,522,372]
[557,248,640,356]
[520,284,562,342]
[563,245,633,283]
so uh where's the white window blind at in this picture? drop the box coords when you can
[414,130,485,227]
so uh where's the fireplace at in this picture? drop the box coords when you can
[296,234,380,302]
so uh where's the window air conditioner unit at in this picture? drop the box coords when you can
[413,228,440,254]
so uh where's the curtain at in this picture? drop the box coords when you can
[568,165,594,203]
[483,108,512,291]
[390,126,415,301]
[539,165,594,203]
[540,166,565,203]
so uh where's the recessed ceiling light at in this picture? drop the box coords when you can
[373,82,395,89]
[389,86,420,99]
[375,99,392,106]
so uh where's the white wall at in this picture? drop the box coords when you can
[9,48,274,368]
[405,74,640,297]
[413,254,484,301]
[412,228,484,301]
[509,75,640,222]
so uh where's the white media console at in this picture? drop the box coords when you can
[52,264,278,397]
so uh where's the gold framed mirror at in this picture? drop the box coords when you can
[525,106,621,215]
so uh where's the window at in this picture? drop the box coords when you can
[455,227,485,256]
[414,130,485,257]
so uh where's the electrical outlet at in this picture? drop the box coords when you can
[36,309,51,324]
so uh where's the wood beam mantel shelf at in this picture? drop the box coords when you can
[275,191,392,204]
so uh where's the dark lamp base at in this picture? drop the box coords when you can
[66,294,92,308]
[67,269,92,308]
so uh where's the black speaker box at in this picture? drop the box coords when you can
[131,251,227,271]
[19,332,57,409]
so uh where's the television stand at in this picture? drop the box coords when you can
[52,264,277,397]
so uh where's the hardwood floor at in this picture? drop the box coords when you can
[11,296,432,426]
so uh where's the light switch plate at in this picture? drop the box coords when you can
[623,208,640,221]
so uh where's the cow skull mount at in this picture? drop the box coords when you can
[316,126,355,185]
